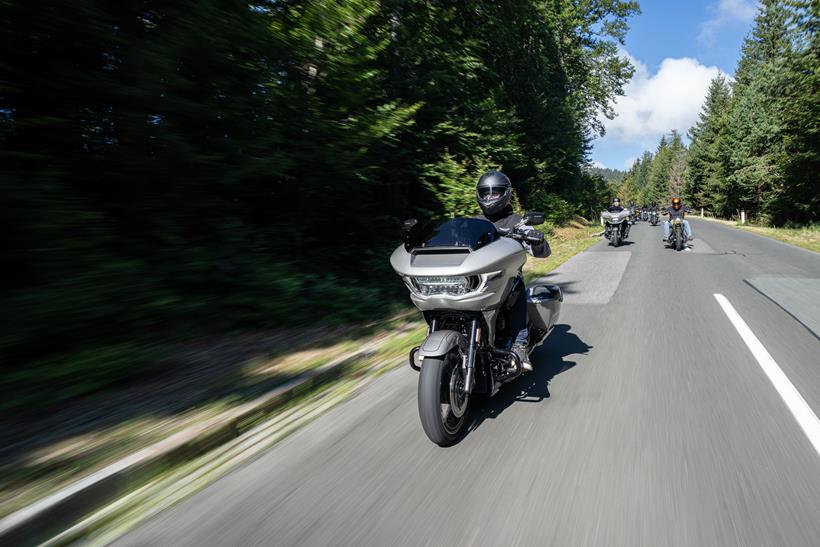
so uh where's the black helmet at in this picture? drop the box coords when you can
[476,170,512,216]
[612,197,621,207]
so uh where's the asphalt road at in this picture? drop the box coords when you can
[115,219,820,547]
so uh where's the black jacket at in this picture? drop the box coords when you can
[664,206,687,219]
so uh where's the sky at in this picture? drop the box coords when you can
[590,0,760,171]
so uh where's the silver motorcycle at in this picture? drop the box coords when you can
[601,209,630,247]
[390,213,562,446]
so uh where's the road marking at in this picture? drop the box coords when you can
[714,293,820,457]
[537,252,630,305]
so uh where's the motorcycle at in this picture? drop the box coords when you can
[391,214,563,446]
[641,210,648,221]
[601,209,630,247]
[667,217,688,251]
[629,207,638,224]
[649,210,659,226]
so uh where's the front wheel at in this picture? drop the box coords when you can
[612,227,621,247]
[418,351,469,446]
[675,229,683,251]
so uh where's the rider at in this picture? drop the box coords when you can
[607,197,624,212]
[662,197,693,244]
[476,170,550,372]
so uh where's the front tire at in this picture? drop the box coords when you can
[612,228,621,247]
[418,351,468,446]
[675,230,683,251]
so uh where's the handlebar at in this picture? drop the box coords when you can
[497,225,544,245]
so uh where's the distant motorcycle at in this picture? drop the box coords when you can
[649,211,659,226]
[667,217,688,251]
[602,209,630,247]
[641,210,648,221]
[630,207,639,224]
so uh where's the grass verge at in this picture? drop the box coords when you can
[0,318,423,519]
[699,217,820,253]
[44,324,428,546]
[524,217,600,283]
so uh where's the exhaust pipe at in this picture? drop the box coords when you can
[490,348,522,382]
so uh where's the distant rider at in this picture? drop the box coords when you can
[607,197,624,213]
[476,170,550,372]
[606,197,630,237]
[662,197,693,244]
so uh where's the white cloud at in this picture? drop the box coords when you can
[599,50,723,145]
[591,160,607,169]
[623,157,638,170]
[698,0,758,46]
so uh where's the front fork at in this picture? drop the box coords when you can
[416,318,478,394]
[463,319,478,394]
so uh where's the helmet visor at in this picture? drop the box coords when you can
[478,186,506,202]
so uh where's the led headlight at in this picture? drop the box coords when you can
[412,275,473,296]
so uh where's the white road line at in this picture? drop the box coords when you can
[714,293,820,457]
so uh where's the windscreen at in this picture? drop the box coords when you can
[405,218,498,252]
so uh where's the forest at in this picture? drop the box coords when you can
[618,0,818,225]
[1,1,638,411]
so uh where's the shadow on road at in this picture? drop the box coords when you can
[590,240,635,251]
[466,324,592,435]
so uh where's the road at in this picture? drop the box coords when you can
[115,219,820,547]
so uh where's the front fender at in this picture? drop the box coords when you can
[417,330,465,358]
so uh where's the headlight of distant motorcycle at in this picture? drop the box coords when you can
[411,276,476,296]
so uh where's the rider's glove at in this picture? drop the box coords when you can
[525,231,544,245]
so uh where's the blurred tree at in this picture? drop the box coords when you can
[0,0,640,412]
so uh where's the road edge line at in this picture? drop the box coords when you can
[713,293,820,457]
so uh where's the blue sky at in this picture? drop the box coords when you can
[591,0,759,170]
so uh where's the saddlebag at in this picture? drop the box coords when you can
[526,283,562,334]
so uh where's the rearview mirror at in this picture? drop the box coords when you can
[522,211,545,226]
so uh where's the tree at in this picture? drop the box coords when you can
[770,0,820,223]
[666,131,687,198]
[626,2,817,225]
[0,0,644,412]
[643,135,673,204]
[724,0,791,221]
[684,75,732,209]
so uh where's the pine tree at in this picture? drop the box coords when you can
[644,135,671,203]
[725,0,791,221]
[666,131,687,198]
[771,0,820,223]
[685,75,732,210]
